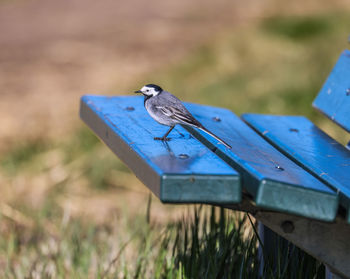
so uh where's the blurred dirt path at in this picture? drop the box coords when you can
[0,0,264,151]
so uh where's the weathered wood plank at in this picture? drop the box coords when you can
[181,104,338,221]
[242,113,350,222]
[313,49,350,132]
[80,95,241,204]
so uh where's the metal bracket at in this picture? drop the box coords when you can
[224,197,350,279]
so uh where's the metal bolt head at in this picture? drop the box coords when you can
[212,116,221,122]
[126,106,135,111]
[178,154,189,159]
[281,220,294,233]
[289,128,299,132]
[275,165,285,171]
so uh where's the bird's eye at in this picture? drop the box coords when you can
[146,89,149,92]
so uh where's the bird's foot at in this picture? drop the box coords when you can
[154,137,171,141]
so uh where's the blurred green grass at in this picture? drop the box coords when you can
[0,11,349,278]
[0,205,325,278]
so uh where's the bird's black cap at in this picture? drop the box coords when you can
[145,84,163,92]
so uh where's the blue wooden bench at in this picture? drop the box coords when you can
[80,50,350,278]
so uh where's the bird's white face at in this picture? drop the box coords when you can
[140,86,160,96]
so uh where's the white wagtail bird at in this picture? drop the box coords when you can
[134,84,232,149]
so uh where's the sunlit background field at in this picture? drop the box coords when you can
[0,0,349,277]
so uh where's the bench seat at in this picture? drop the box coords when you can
[242,113,350,222]
[80,95,338,222]
[80,95,241,204]
[182,103,338,222]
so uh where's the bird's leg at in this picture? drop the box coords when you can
[154,126,175,141]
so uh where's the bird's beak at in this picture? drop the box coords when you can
[134,90,142,94]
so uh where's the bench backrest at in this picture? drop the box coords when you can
[313,49,350,132]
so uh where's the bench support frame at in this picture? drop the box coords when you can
[225,198,350,279]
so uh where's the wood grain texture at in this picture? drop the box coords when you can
[313,49,350,132]
[243,113,350,222]
[181,103,338,221]
[80,95,241,204]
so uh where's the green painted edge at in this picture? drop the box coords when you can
[256,179,339,222]
[160,174,241,204]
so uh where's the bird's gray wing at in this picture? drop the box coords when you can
[156,105,202,127]
[152,91,202,126]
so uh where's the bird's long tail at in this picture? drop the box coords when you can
[198,126,232,149]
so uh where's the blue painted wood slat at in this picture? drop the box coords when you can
[80,95,241,204]
[181,104,338,221]
[243,114,350,222]
[313,49,350,132]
